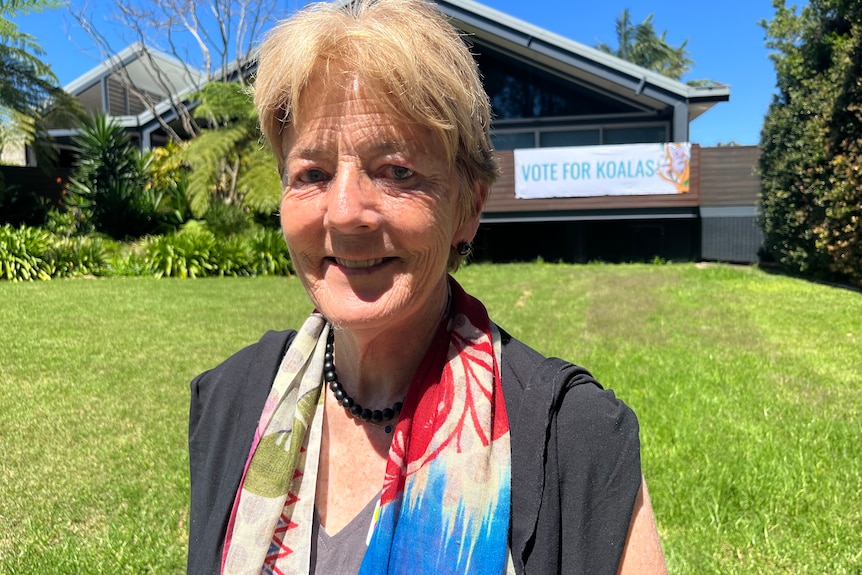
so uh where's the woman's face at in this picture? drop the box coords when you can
[280,75,480,335]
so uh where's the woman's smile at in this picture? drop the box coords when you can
[330,256,392,270]
[280,74,471,334]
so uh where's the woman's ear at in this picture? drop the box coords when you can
[457,180,489,242]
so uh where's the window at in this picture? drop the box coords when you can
[540,130,600,148]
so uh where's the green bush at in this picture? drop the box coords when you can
[49,235,108,278]
[0,224,53,281]
[65,114,165,240]
[144,224,217,279]
[204,201,253,237]
[247,227,292,276]
[210,235,251,277]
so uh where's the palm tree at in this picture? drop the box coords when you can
[0,0,74,165]
[596,9,693,81]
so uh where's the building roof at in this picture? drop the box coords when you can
[56,0,728,145]
[64,42,206,102]
[435,0,728,121]
[58,42,207,132]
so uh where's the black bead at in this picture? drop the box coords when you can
[324,323,403,430]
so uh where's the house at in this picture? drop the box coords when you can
[46,0,763,263]
[45,42,207,167]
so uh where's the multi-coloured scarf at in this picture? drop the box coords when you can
[220,279,511,575]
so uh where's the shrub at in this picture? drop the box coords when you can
[144,224,217,279]
[210,235,251,277]
[0,224,53,281]
[247,227,292,276]
[49,235,109,278]
[204,201,253,237]
[759,1,862,287]
[65,113,163,240]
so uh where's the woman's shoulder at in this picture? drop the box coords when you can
[499,328,639,445]
[193,330,297,386]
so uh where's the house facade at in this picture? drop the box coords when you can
[48,0,764,263]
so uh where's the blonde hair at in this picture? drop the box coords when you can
[253,0,498,269]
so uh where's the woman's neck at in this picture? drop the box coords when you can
[328,281,450,408]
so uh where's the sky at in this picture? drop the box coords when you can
[16,0,781,146]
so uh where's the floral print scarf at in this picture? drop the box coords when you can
[221,278,511,575]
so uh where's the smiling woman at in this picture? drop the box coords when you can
[186,1,666,575]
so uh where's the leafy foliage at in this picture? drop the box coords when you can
[0,0,77,165]
[141,223,293,279]
[204,200,253,237]
[49,235,108,277]
[181,82,281,218]
[65,113,166,239]
[759,0,862,286]
[247,227,293,277]
[0,223,52,280]
[595,9,693,80]
[144,223,217,279]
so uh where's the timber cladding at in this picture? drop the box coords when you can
[698,146,761,207]
[485,145,762,214]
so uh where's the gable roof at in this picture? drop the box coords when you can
[436,0,728,122]
[64,41,206,103]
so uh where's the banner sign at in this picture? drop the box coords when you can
[514,142,691,199]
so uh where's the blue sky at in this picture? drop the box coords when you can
[17,0,780,146]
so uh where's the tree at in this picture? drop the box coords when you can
[595,8,693,80]
[71,0,292,143]
[758,0,862,286]
[180,81,280,219]
[0,0,75,165]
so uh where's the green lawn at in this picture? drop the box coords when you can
[1,263,860,574]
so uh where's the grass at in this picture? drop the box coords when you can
[1,262,860,574]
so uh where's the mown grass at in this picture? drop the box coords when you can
[1,263,860,574]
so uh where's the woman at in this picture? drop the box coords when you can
[188,0,667,573]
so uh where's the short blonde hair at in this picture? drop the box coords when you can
[253,0,498,269]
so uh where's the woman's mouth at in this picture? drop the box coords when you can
[333,257,387,269]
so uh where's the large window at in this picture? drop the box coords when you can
[474,44,638,120]
[492,124,669,150]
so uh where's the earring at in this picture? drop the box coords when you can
[456,241,473,256]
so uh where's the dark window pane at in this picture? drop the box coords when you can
[540,130,600,147]
[492,132,536,150]
[604,126,668,144]
[474,43,639,120]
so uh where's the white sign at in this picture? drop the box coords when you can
[514,142,691,199]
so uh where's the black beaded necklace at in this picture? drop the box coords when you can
[324,329,403,434]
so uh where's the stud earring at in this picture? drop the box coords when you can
[456,241,473,256]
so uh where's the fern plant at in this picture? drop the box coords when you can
[181,82,281,219]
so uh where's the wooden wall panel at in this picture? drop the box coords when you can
[699,146,761,206]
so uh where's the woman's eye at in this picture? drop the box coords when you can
[296,169,328,184]
[390,165,414,180]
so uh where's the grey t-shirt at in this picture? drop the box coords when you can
[310,494,379,575]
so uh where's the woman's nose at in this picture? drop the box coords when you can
[324,163,380,232]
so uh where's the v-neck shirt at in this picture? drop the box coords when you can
[310,493,380,575]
